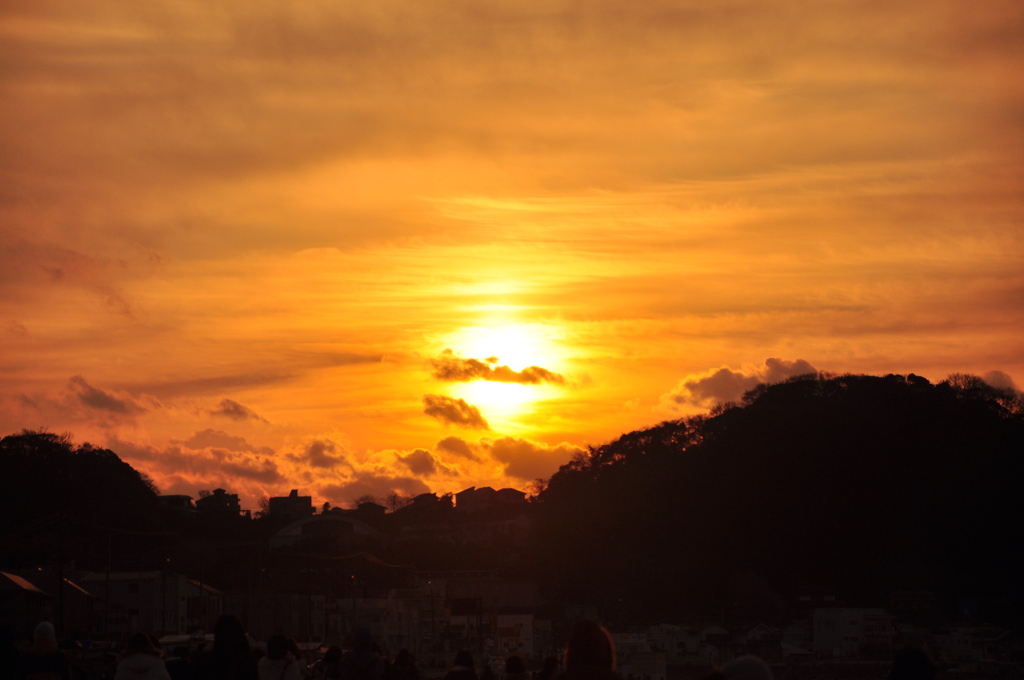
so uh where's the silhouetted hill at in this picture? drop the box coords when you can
[0,431,167,568]
[531,373,1024,625]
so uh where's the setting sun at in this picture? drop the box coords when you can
[443,323,565,372]
[438,323,568,423]
[451,381,534,417]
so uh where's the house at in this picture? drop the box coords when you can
[0,571,51,634]
[195,489,242,518]
[268,489,314,523]
[350,501,387,526]
[456,487,496,513]
[743,624,782,661]
[270,513,381,550]
[812,608,895,658]
[700,625,731,661]
[80,570,224,636]
[455,487,528,515]
[648,624,700,663]
[1,569,95,639]
[158,495,196,516]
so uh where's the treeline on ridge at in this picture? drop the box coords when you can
[529,372,1024,625]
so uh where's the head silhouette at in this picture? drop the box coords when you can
[213,614,250,657]
[564,619,615,671]
[888,648,936,680]
[453,650,474,669]
[506,655,526,675]
[267,634,290,661]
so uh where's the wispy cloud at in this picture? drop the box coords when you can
[430,349,566,385]
[178,428,273,455]
[67,375,147,416]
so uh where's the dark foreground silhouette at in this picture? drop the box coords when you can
[1,371,1022,634]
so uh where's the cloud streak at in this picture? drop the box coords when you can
[67,375,147,416]
[209,398,268,422]
[430,350,565,385]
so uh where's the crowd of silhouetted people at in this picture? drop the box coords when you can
[12,614,938,680]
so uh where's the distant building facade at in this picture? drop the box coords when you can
[194,488,241,518]
[269,489,314,523]
[813,607,895,658]
[80,570,223,636]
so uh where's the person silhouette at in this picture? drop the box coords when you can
[115,632,171,680]
[445,650,478,680]
[19,621,71,680]
[340,627,387,680]
[888,648,936,680]
[194,615,258,680]
[557,619,621,680]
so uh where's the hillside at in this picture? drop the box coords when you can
[531,373,1024,625]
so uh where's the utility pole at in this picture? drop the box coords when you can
[429,581,435,654]
[306,554,313,642]
[246,552,252,629]
[351,574,357,635]
[199,552,204,632]
[57,514,65,638]
[161,564,166,636]
[104,531,111,639]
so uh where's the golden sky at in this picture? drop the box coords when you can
[2,0,1022,510]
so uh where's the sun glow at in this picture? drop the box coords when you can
[440,322,568,419]
[453,380,535,414]
[448,323,560,371]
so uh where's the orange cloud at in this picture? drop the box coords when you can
[430,349,566,385]
[661,358,819,410]
[484,437,585,482]
[436,435,481,462]
[209,398,268,423]
[429,435,584,483]
[109,435,284,498]
[423,394,489,429]
[68,375,147,416]
[319,474,430,508]
[287,439,351,470]
[397,448,458,477]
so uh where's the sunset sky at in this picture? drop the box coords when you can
[3,1,1022,511]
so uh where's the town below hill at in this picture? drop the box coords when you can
[2,372,1023,676]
